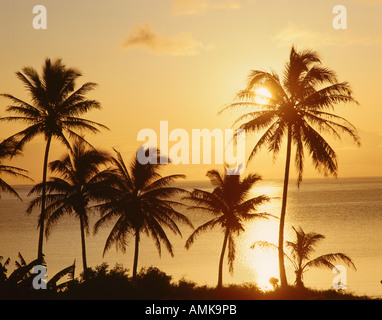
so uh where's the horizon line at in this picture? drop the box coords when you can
[8,175,382,187]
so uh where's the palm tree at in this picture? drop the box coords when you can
[93,147,193,278]
[0,138,32,199]
[252,226,356,288]
[288,227,356,288]
[27,138,112,277]
[220,46,360,287]
[0,58,108,260]
[184,168,271,288]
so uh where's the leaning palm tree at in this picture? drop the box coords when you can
[94,147,193,278]
[220,46,360,287]
[252,226,356,288]
[184,168,271,288]
[27,138,112,277]
[0,138,32,199]
[0,58,108,260]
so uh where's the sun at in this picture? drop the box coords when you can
[254,87,272,105]
[251,247,280,291]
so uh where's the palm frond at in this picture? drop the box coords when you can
[47,261,76,289]
[304,253,356,271]
[300,122,338,177]
[185,217,222,249]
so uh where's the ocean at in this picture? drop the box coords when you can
[1,176,382,298]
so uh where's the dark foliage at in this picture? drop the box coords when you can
[0,262,373,300]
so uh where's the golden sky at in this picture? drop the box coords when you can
[0,0,381,183]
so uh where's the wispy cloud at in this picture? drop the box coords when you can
[172,0,241,15]
[121,23,211,56]
[272,23,382,47]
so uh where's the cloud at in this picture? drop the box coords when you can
[172,0,241,15]
[121,23,210,56]
[272,23,382,48]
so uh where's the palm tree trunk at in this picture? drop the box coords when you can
[79,213,88,279]
[133,229,140,278]
[295,269,304,288]
[278,124,292,288]
[217,229,229,289]
[37,135,52,261]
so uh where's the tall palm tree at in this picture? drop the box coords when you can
[93,147,193,278]
[252,226,356,288]
[0,58,108,260]
[220,46,360,287]
[27,138,112,277]
[184,169,271,288]
[0,138,32,199]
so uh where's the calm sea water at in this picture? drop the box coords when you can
[1,177,382,298]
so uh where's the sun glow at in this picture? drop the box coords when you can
[238,184,282,291]
[247,218,280,291]
[250,242,280,291]
[254,87,272,106]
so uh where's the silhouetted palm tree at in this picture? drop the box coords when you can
[27,138,112,277]
[0,138,31,199]
[252,226,356,288]
[287,227,356,288]
[184,169,270,288]
[0,58,108,260]
[94,147,193,278]
[221,46,360,287]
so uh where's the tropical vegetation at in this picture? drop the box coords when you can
[184,168,270,288]
[252,226,357,288]
[0,48,364,299]
[0,58,108,261]
[93,147,193,278]
[26,138,112,277]
[220,46,360,287]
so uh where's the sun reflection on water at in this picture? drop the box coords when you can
[241,218,280,291]
[236,183,283,291]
